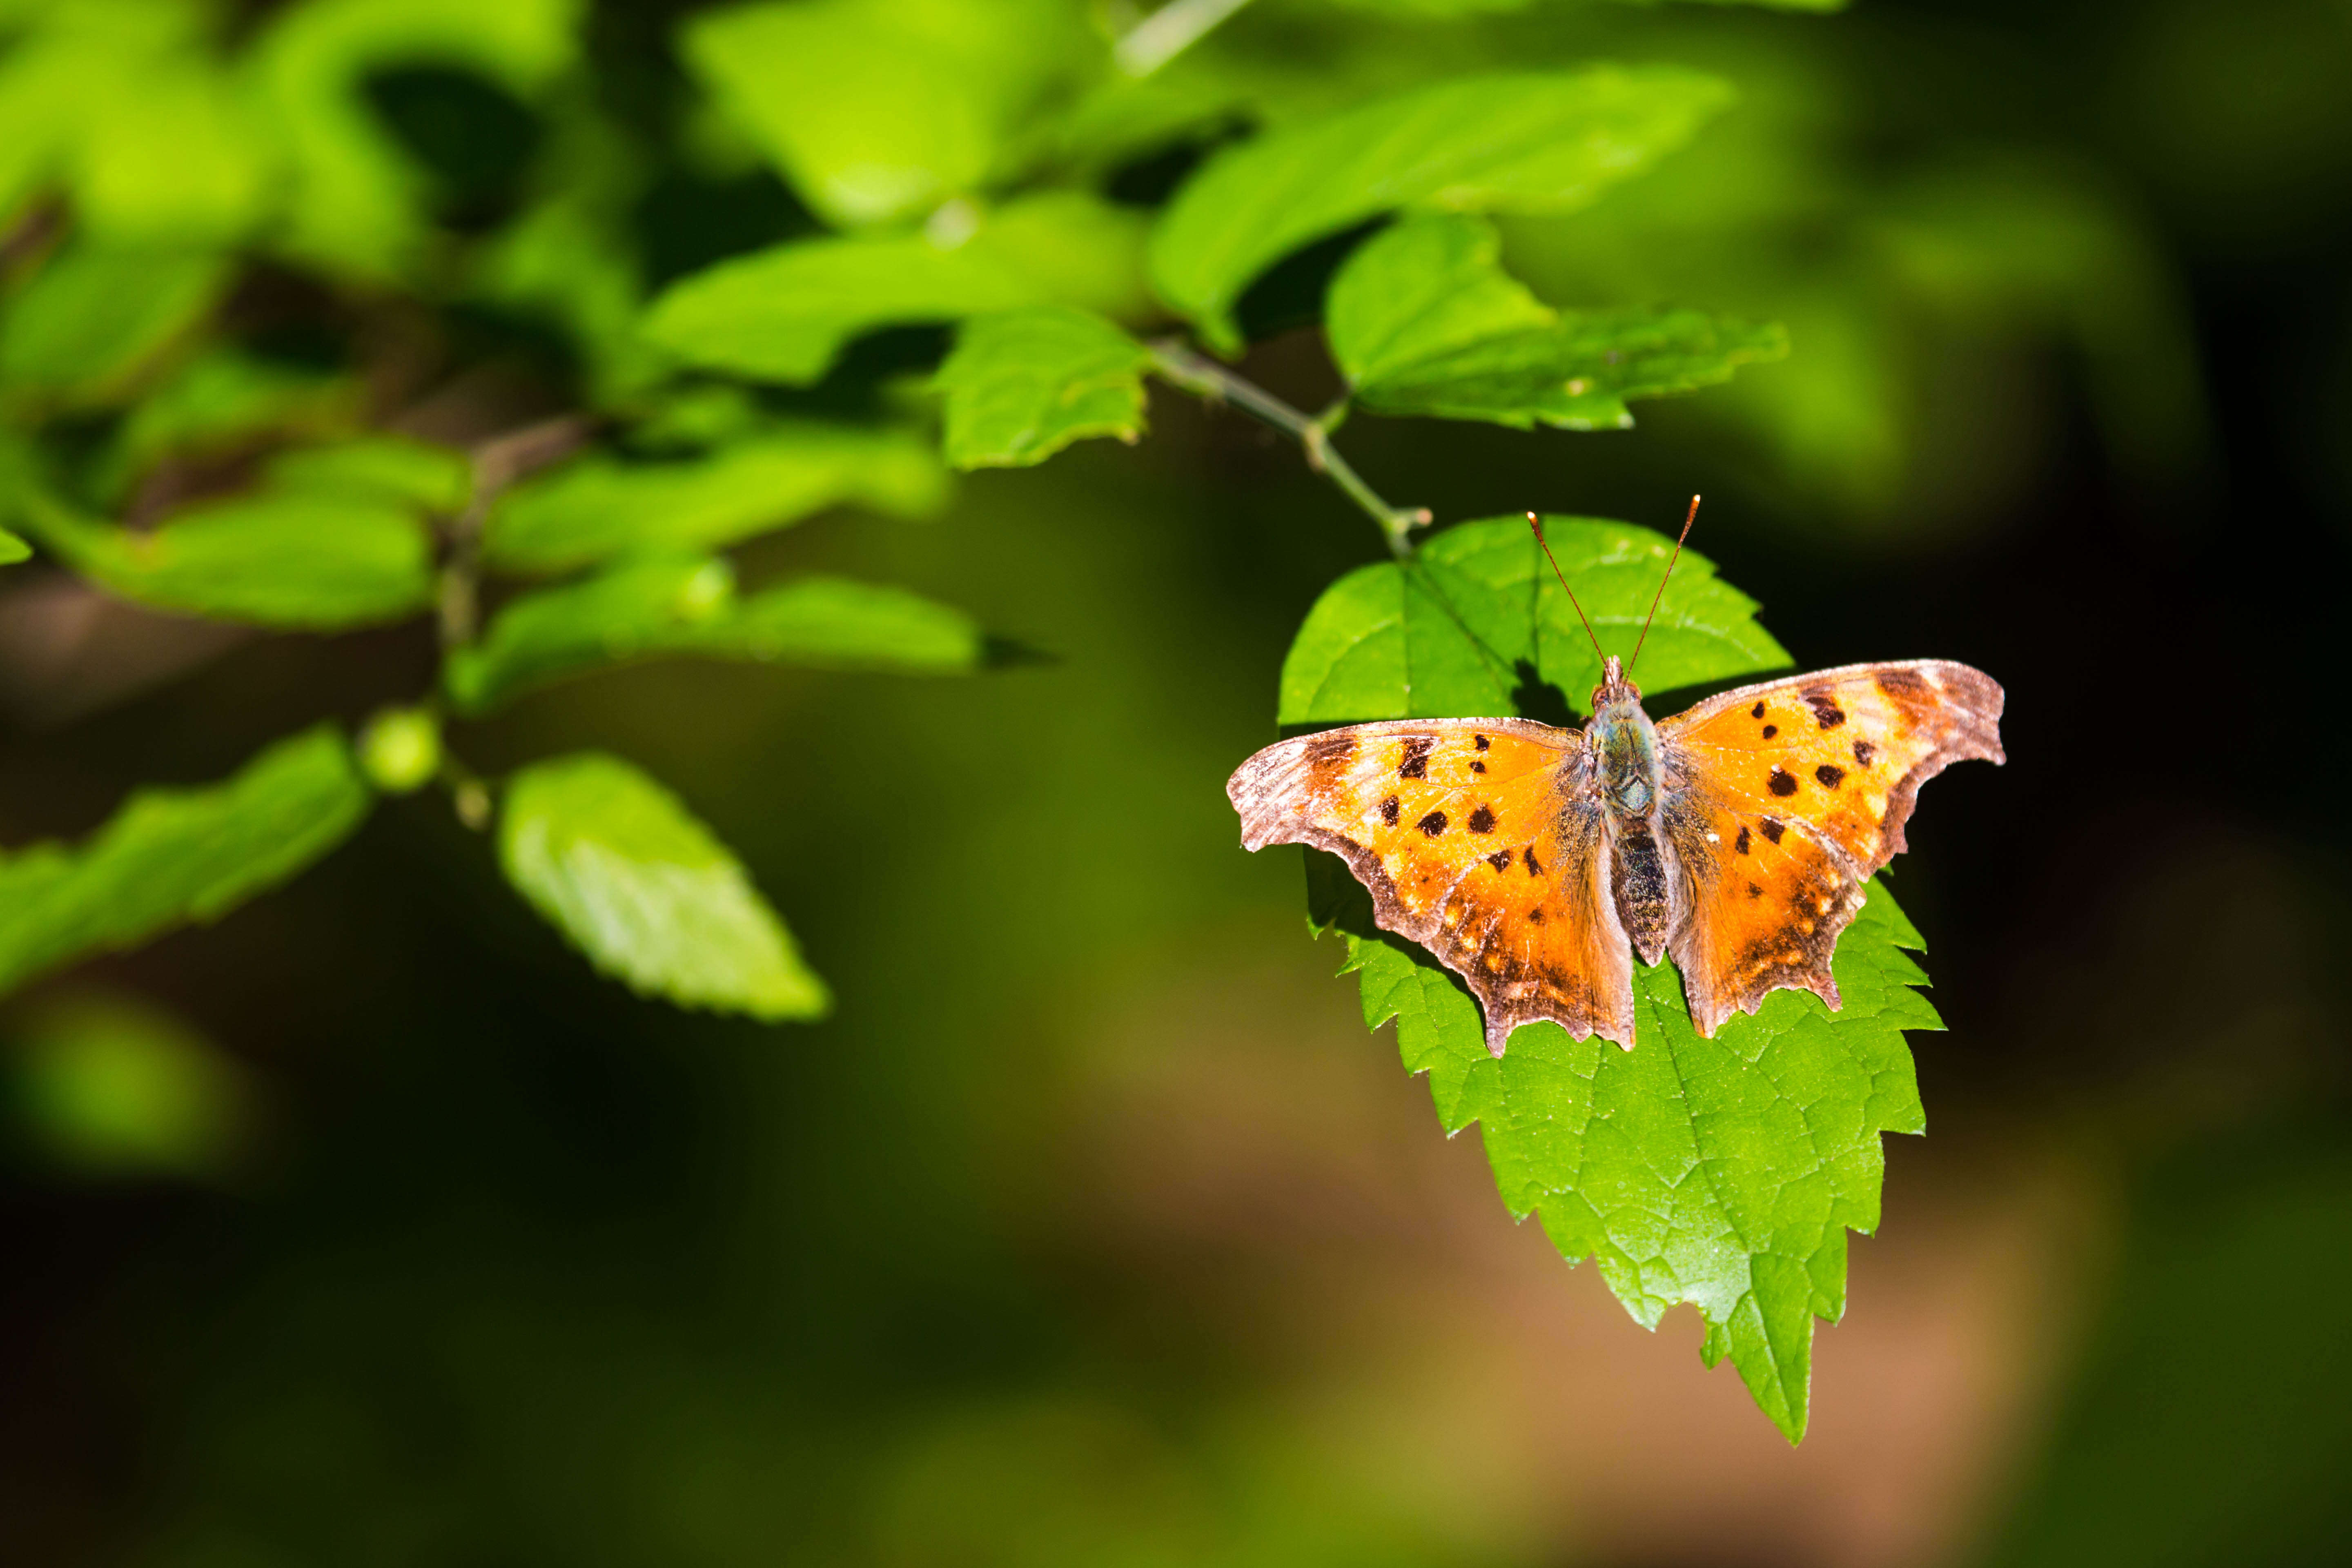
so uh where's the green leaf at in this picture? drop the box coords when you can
[20,486,437,630]
[97,351,359,504]
[447,555,737,713]
[936,306,1150,469]
[250,0,581,281]
[709,575,986,674]
[1280,514,1921,1439]
[263,437,472,512]
[0,726,372,997]
[0,243,233,407]
[1278,514,1789,725]
[447,559,986,714]
[0,529,28,564]
[1325,214,1557,390]
[481,423,948,576]
[0,9,272,246]
[681,0,1097,229]
[641,192,1150,385]
[1149,67,1734,351]
[1320,869,1929,1443]
[1355,307,1790,431]
[498,753,829,1021]
[69,46,274,245]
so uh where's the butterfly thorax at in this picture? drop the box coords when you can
[1588,697,1662,815]
[1587,656,1661,817]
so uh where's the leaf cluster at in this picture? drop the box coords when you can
[0,0,1940,1441]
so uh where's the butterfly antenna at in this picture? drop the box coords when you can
[1628,494,1701,673]
[1526,511,1605,663]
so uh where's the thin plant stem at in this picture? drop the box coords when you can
[436,414,597,648]
[1147,341,1430,559]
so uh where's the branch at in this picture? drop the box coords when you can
[437,414,597,649]
[1147,341,1429,559]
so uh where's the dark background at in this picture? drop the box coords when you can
[3,0,2349,1563]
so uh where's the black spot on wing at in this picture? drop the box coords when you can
[1522,845,1544,875]
[1748,883,1763,899]
[1760,817,1784,844]
[1804,688,1846,729]
[1853,739,1877,766]
[1486,849,1512,871]
[1398,737,1432,779]
[1467,805,1497,834]
[1734,825,1751,855]
[1768,766,1798,797]
[1528,906,1546,924]
[1815,764,1845,789]
[1751,702,1766,719]
[1473,734,1490,750]
[1417,811,1448,837]
[1381,795,1399,826]
[1471,760,1486,774]
[1762,724,1778,739]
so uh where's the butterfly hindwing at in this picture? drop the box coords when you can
[1655,659,2004,1036]
[1227,719,1636,1052]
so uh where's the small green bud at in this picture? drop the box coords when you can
[358,706,441,795]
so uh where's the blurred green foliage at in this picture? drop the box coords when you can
[0,0,2346,1557]
[6,989,256,1178]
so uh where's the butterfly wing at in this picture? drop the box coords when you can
[1653,659,2004,1037]
[1228,719,1635,1052]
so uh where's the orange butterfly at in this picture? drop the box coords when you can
[1227,502,2003,1053]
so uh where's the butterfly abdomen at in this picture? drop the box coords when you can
[1588,698,1676,964]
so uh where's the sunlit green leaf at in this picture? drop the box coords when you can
[20,485,436,629]
[643,234,1028,385]
[250,0,582,281]
[0,244,233,406]
[707,576,985,674]
[0,726,371,997]
[967,192,1156,321]
[1356,307,1789,430]
[1279,521,1920,1439]
[97,351,360,503]
[0,529,28,564]
[641,192,1150,384]
[447,555,737,713]
[937,306,1150,469]
[1149,67,1733,351]
[72,49,274,244]
[1278,514,1788,724]
[0,6,271,245]
[470,168,665,406]
[682,0,1097,229]
[1325,214,1556,390]
[1318,865,1928,1443]
[499,752,829,1021]
[482,423,948,575]
[448,560,985,713]
[264,436,473,512]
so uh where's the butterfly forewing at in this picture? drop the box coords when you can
[1655,659,2004,1036]
[1227,719,1636,1052]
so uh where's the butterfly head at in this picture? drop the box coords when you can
[1593,654,1642,709]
